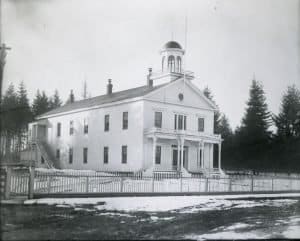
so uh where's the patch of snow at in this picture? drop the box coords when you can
[97,212,135,218]
[186,230,269,240]
[25,193,300,213]
[55,204,71,208]
[282,225,300,239]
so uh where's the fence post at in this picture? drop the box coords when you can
[5,167,12,200]
[85,176,89,193]
[28,166,35,199]
[228,178,232,192]
[205,178,209,192]
[120,177,124,192]
[251,176,254,192]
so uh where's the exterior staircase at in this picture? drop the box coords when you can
[35,141,56,169]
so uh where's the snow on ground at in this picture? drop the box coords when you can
[25,193,300,212]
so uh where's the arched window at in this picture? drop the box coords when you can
[162,56,165,71]
[177,56,182,73]
[168,55,175,72]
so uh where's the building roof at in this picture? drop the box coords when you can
[38,84,166,118]
[163,41,182,49]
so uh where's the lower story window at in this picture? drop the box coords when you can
[122,145,127,164]
[69,148,73,164]
[83,147,88,164]
[56,149,60,160]
[41,156,45,164]
[104,146,109,164]
[155,146,161,164]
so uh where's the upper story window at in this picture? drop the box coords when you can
[154,112,162,128]
[83,147,88,164]
[57,122,61,137]
[198,117,205,132]
[69,121,74,135]
[84,118,88,134]
[104,146,109,164]
[121,145,127,164]
[69,148,73,164]
[174,114,186,130]
[155,146,161,164]
[168,55,175,72]
[122,112,128,130]
[104,114,109,132]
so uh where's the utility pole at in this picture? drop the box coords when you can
[0,0,11,101]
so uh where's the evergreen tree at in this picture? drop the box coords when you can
[274,85,300,139]
[49,89,62,109]
[219,114,233,139]
[237,79,272,168]
[203,87,221,134]
[32,90,50,118]
[0,84,19,158]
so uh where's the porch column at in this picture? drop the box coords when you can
[152,136,157,170]
[201,141,205,168]
[177,138,181,171]
[180,138,185,171]
[218,142,222,171]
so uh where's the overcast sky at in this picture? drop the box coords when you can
[2,0,299,129]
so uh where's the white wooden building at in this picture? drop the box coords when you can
[25,41,223,177]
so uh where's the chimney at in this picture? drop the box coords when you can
[147,68,153,87]
[69,89,74,103]
[107,79,113,94]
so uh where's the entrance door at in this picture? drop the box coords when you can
[172,146,188,170]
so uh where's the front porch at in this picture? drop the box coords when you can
[144,127,223,177]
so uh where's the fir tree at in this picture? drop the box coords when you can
[49,89,62,109]
[237,79,272,168]
[32,90,50,118]
[203,87,221,134]
[274,85,300,139]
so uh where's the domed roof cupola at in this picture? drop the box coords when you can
[160,40,185,74]
[163,41,182,50]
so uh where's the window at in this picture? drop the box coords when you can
[57,123,61,137]
[174,114,186,130]
[121,145,127,164]
[122,112,128,130]
[69,121,74,135]
[84,118,88,134]
[56,149,60,160]
[104,146,109,164]
[198,118,205,132]
[168,55,175,72]
[83,147,88,164]
[104,115,109,131]
[69,148,73,164]
[154,112,162,128]
[155,146,161,164]
[41,156,45,164]
[177,56,182,73]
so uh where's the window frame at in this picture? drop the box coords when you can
[69,147,73,164]
[57,122,61,137]
[103,146,109,164]
[83,147,88,164]
[104,114,110,132]
[84,118,88,134]
[154,111,162,128]
[121,145,127,164]
[198,117,205,132]
[69,121,74,135]
[155,145,161,164]
[122,112,128,130]
[174,114,187,130]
